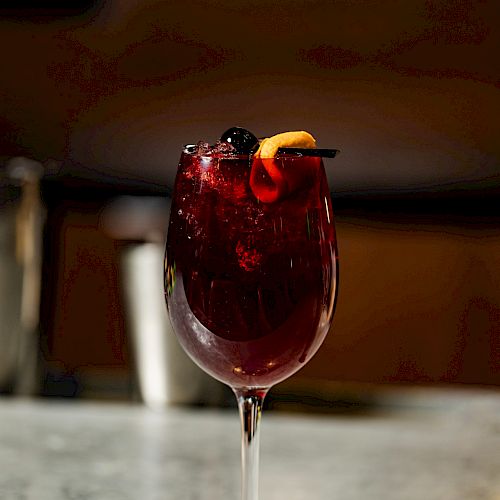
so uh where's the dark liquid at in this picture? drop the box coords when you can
[165,152,337,388]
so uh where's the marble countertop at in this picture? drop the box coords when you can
[0,388,499,500]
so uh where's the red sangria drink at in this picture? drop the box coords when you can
[164,128,339,500]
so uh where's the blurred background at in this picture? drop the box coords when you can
[0,0,498,410]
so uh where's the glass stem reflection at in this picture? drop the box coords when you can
[234,388,268,500]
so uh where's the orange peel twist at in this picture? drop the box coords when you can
[250,131,318,203]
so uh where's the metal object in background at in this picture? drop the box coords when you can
[121,243,226,408]
[102,196,226,408]
[0,157,45,395]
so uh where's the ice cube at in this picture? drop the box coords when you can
[236,239,262,271]
[212,140,236,155]
[190,140,236,157]
[196,141,212,156]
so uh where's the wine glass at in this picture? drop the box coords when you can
[164,136,338,500]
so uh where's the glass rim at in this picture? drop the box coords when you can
[182,148,328,161]
[183,144,339,159]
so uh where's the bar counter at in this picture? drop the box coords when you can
[0,387,499,499]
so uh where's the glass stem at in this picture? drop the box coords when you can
[234,388,268,500]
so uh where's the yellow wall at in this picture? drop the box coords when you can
[300,217,500,385]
